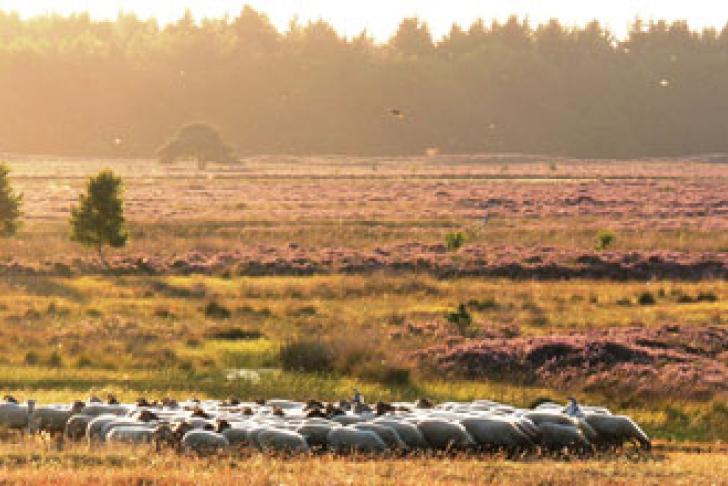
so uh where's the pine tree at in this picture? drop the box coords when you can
[0,163,22,237]
[70,170,128,261]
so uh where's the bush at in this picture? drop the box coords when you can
[23,351,40,365]
[467,297,498,310]
[280,339,333,373]
[595,229,616,251]
[47,351,63,368]
[696,291,718,302]
[446,304,472,336]
[204,301,231,319]
[205,326,262,340]
[153,307,176,319]
[355,363,411,385]
[637,291,656,305]
[445,231,465,251]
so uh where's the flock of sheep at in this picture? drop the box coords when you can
[0,395,651,456]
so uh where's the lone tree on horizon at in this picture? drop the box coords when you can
[70,170,128,262]
[157,122,238,170]
[0,163,22,237]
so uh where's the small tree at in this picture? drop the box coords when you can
[70,170,128,261]
[0,163,22,237]
[157,122,237,170]
[445,231,465,251]
[595,229,616,251]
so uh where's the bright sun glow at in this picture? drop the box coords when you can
[0,0,725,40]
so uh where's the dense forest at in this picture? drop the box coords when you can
[2,7,728,158]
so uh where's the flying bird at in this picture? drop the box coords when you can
[389,108,405,119]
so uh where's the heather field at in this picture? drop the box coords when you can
[0,155,726,484]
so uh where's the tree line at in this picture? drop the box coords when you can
[2,8,728,158]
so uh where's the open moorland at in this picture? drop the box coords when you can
[0,154,726,484]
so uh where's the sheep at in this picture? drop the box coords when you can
[537,422,592,453]
[372,419,428,449]
[0,400,34,430]
[81,404,127,417]
[28,401,85,435]
[326,427,387,454]
[106,426,155,445]
[65,414,92,441]
[460,417,534,451]
[583,414,651,450]
[297,423,338,449]
[351,423,406,450]
[181,430,230,454]
[222,427,251,447]
[86,415,123,443]
[257,428,309,453]
[416,420,475,450]
[331,414,365,426]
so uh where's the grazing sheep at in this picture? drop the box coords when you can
[106,426,155,445]
[29,401,85,435]
[257,429,309,453]
[181,430,230,454]
[65,414,92,441]
[326,427,387,454]
[416,420,475,450]
[460,417,533,451]
[0,400,34,430]
[352,423,406,450]
[372,420,428,449]
[297,423,338,448]
[537,422,591,452]
[583,414,651,450]
[81,404,127,417]
[331,415,365,426]
[222,427,250,447]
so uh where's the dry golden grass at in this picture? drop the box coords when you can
[0,441,724,486]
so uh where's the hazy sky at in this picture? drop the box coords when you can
[0,1,724,40]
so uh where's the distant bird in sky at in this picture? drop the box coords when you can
[389,108,404,119]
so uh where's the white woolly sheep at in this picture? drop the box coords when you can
[583,414,651,450]
[0,401,34,430]
[351,423,406,450]
[181,430,230,454]
[28,402,85,435]
[257,428,309,453]
[460,417,534,450]
[106,426,156,445]
[326,427,387,453]
[65,414,92,441]
[416,420,475,450]
[537,422,591,452]
[372,419,428,449]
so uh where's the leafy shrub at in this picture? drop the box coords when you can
[446,304,472,335]
[637,291,656,305]
[280,339,333,373]
[467,297,498,310]
[676,294,695,304]
[153,307,176,319]
[445,231,465,251]
[85,308,103,318]
[74,355,94,368]
[696,291,718,302]
[355,363,411,385]
[204,301,231,319]
[205,327,263,340]
[23,351,39,365]
[47,351,63,368]
[595,229,616,251]
[286,305,317,317]
[616,297,632,306]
